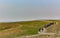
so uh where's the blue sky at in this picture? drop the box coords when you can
[0,0,60,22]
[0,0,60,6]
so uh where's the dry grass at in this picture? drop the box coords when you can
[0,20,59,38]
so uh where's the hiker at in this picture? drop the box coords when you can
[39,28,41,32]
[44,22,54,28]
[38,28,44,32]
[38,22,54,33]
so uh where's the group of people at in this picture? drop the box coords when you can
[38,22,55,33]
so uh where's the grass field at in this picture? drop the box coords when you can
[0,20,59,38]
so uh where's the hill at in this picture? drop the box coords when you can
[0,20,59,38]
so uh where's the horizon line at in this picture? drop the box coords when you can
[0,18,60,22]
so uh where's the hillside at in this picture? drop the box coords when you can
[0,20,59,38]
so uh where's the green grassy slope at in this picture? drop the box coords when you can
[0,20,59,38]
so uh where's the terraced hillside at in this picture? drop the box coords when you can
[0,20,59,38]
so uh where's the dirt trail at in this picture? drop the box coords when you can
[16,27,56,38]
[16,23,57,38]
[16,32,56,38]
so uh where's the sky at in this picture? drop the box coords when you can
[0,0,60,22]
